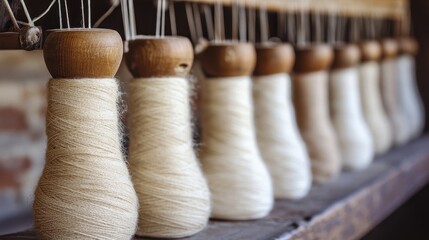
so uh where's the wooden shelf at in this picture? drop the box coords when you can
[2,136,429,240]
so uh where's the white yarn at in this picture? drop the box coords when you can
[330,67,374,170]
[199,76,273,220]
[34,78,138,240]
[252,73,311,199]
[380,59,410,146]
[293,71,341,184]
[359,62,393,155]
[128,77,210,238]
[397,55,425,138]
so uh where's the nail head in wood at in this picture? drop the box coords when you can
[294,45,333,73]
[43,29,123,79]
[380,39,399,60]
[253,43,295,76]
[331,44,361,69]
[359,41,382,62]
[200,42,256,77]
[125,36,194,78]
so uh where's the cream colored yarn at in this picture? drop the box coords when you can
[199,76,273,220]
[359,62,393,155]
[253,73,311,199]
[33,79,138,240]
[380,59,411,146]
[330,68,374,170]
[397,55,425,138]
[128,77,210,238]
[293,71,341,184]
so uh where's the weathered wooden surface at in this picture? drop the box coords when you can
[2,136,429,240]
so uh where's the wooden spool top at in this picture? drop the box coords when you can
[398,37,419,56]
[293,44,333,73]
[359,41,382,62]
[0,32,21,50]
[253,43,295,76]
[43,28,123,78]
[380,39,399,60]
[125,36,194,78]
[331,44,361,69]
[200,42,256,77]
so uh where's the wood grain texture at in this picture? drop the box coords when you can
[3,136,429,240]
[0,32,20,50]
[43,29,123,78]
[253,43,295,76]
[294,45,333,73]
[200,42,256,77]
[125,36,194,78]
[174,0,406,18]
[331,44,361,69]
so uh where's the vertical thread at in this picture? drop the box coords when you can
[128,77,210,238]
[199,76,273,220]
[33,78,138,240]
[293,71,341,184]
[253,73,311,199]
[330,68,374,170]
[359,61,392,155]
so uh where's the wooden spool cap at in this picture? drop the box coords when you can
[0,32,20,50]
[200,42,256,77]
[398,37,419,56]
[293,45,334,73]
[359,41,382,62]
[331,44,361,69]
[380,39,399,60]
[43,29,123,78]
[125,36,194,78]
[253,43,295,76]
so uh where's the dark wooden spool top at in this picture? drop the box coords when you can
[380,39,399,60]
[398,37,419,56]
[200,42,256,77]
[43,28,123,78]
[359,41,382,62]
[331,44,361,69]
[253,43,295,76]
[293,44,333,73]
[125,36,194,78]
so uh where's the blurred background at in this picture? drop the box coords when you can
[1,0,429,238]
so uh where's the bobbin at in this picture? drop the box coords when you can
[200,42,256,77]
[125,36,194,78]
[331,44,361,69]
[398,37,418,56]
[294,44,334,73]
[359,41,382,62]
[43,28,123,78]
[253,43,295,76]
[380,38,399,60]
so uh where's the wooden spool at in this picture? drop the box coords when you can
[359,41,382,62]
[125,36,194,78]
[398,37,419,56]
[253,43,295,76]
[43,29,123,78]
[199,42,256,77]
[380,39,399,60]
[331,44,361,69]
[294,45,334,73]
